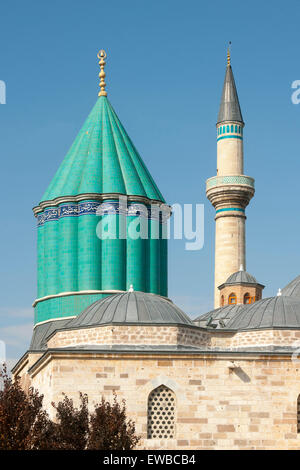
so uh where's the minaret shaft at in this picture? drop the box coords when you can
[217,134,243,175]
[214,211,246,306]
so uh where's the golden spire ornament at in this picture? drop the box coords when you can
[227,41,231,67]
[98,49,107,96]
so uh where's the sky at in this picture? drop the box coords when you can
[1,0,300,368]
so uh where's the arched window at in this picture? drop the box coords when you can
[228,293,237,305]
[227,125,229,133]
[221,295,224,306]
[235,125,238,132]
[244,293,251,304]
[231,125,234,132]
[147,385,176,439]
[223,126,225,133]
[297,395,300,433]
[238,126,241,133]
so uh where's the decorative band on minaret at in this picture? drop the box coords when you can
[206,46,255,308]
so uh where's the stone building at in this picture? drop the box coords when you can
[12,49,300,450]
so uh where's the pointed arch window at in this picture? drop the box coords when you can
[147,385,176,439]
[228,293,237,305]
[244,293,251,304]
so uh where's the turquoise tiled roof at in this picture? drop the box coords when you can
[41,96,164,202]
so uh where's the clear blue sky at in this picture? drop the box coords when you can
[1,0,300,367]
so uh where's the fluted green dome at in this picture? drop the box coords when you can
[34,92,168,326]
[41,96,164,203]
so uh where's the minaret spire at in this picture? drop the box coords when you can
[98,49,107,97]
[217,45,243,125]
[206,49,255,307]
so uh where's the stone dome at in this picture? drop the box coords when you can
[67,291,193,327]
[194,296,300,330]
[281,275,300,299]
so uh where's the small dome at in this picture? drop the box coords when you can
[194,296,300,330]
[225,270,258,285]
[194,304,245,329]
[281,275,300,299]
[67,291,193,327]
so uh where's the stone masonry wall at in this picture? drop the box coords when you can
[47,325,211,349]
[219,285,262,306]
[28,352,300,450]
[47,325,300,351]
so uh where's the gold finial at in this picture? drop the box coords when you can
[97,49,107,97]
[227,41,231,67]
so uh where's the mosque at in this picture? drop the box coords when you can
[13,49,300,450]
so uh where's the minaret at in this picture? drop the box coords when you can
[206,47,255,308]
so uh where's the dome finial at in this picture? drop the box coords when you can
[227,41,231,67]
[129,284,134,292]
[277,288,282,296]
[239,264,244,271]
[97,49,107,97]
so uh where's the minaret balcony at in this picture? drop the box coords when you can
[206,175,255,209]
[206,175,254,190]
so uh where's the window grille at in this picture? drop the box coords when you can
[147,385,176,439]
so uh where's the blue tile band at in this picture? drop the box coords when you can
[217,135,243,141]
[37,201,168,226]
[216,207,245,214]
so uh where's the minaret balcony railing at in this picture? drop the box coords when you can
[206,175,255,191]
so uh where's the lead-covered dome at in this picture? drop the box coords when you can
[194,296,300,330]
[281,275,300,299]
[67,291,193,327]
[194,304,246,329]
[225,270,258,285]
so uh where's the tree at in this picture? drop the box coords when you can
[0,364,55,450]
[0,364,140,450]
[51,393,89,450]
[87,395,140,450]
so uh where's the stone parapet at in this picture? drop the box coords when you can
[46,323,300,352]
[47,324,210,349]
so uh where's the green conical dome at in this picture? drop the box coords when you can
[34,91,168,327]
[41,96,164,203]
